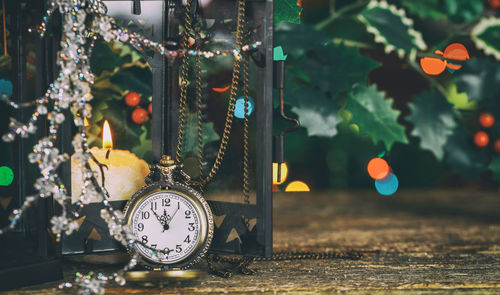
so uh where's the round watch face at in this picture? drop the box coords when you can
[129,190,206,265]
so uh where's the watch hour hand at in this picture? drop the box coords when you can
[152,210,163,225]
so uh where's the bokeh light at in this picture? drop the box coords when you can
[272,162,288,185]
[234,96,255,119]
[0,166,14,186]
[375,173,398,196]
[285,181,310,192]
[367,157,390,180]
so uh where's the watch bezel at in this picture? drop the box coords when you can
[123,182,214,270]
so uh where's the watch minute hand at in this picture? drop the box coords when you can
[166,203,180,225]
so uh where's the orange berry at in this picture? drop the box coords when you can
[148,103,153,114]
[474,131,489,148]
[479,112,495,128]
[131,108,149,125]
[125,91,141,107]
[367,158,390,180]
[420,57,447,75]
[495,139,500,153]
[490,0,500,9]
[443,43,470,61]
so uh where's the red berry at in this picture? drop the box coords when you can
[131,108,149,124]
[125,91,141,107]
[479,112,495,128]
[495,139,500,153]
[148,103,153,114]
[474,131,489,148]
[490,0,500,9]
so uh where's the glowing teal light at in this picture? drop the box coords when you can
[375,173,398,196]
[234,96,255,119]
[0,166,14,186]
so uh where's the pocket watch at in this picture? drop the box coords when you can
[124,156,214,271]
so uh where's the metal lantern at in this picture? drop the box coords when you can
[61,0,274,258]
[0,0,62,290]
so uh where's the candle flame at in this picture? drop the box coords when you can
[84,117,90,127]
[102,120,113,149]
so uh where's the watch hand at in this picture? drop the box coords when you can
[152,210,164,226]
[161,209,171,232]
[166,202,180,225]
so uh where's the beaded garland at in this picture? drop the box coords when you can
[0,0,261,293]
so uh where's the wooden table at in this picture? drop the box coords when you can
[4,190,500,294]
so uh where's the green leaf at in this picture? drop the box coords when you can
[110,66,152,98]
[132,126,152,160]
[345,84,408,150]
[90,41,125,76]
[400,0,446,20]
[444,128,489,180]
[291,93,341,137]
[274,23,330,56]
[472,17,500,61]
[443,0,483,24]
[358,0,427,58]
[274,0,302,25]
[454,58,500,102]
[445,83,476,110]
[181,113,220,156]
[407,91,457,160]
[304,43,380,98]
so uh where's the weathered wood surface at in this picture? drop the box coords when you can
[4,190,500,294]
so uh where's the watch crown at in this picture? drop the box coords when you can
[160,155,175,167]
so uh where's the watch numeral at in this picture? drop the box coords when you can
[151,244,157,249]
[184,235,191,243]
[163,247,171,254]
[151,202,157,210]
[185,210,191,218]
[176,245,182,253]
[162,198,171,207]
[188,223,195,231]
[141,235,148,244]
[137,223,144,232]
[141,211,150,220]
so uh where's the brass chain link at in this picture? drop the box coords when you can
[175,0,248,188]
[207,250,364,278]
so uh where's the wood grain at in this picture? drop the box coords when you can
[4,190,500,294]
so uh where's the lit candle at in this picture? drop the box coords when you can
[71,120,149,203]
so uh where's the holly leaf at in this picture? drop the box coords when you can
[274,0,302,25]
[291,91,341,137]
[110,66,152,98]
[444,128,489,180]
[443,0,483,24]
[181,113,220,156]
[90,41,125,76]
[132,126,152,161]
[445,83,476,110]
[472,17,500,61]
[407,91,457,160]
[274,23,330,57]
[345,84,408,150]
[304,43,380,98]
[454,58,500,102]
[400,0,446,20]
[358,0,427,58]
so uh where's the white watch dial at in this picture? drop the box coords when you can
[130,191,203,264]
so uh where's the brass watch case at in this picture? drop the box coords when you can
[123,181,214,270]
